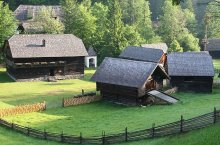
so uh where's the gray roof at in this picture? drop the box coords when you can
[87,47,97,56]
[167,52,215,77]
[14,5,62,22]
[119,46,164,63]
[206,38,220,51]
[7,34,88,58]
[141,43,168,53]
[91,57,163,88]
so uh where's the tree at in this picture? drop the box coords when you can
[169,40,183,52]
[35,6,64,34]
[206,0,220,38]
[104,0,127,56]
[62,0,96,47]
[158,0,200,52]
[0,1,17,62]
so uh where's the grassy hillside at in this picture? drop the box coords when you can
[213,59,220,69]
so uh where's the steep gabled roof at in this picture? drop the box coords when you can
[7,34,88,58]
[141,43,168,53]
[167,52,214,77]
[206,38,220,51]
[14,5,62,22]
[91,57,167,88]
[87,47,97,56]
[119,46,164,63]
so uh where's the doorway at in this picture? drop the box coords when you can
[49,69,55,76]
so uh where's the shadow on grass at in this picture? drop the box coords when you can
[0,69,14,83]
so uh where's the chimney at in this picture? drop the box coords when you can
[42,39,46,47]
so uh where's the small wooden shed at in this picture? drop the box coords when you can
[91,57,169,106]
[167,52,215,93]
[205,38,220,59]
[119,46,166,66]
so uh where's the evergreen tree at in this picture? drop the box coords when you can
[206,0,220,38]
[104,0,126,57]
[62,0,96,47]
[159,0,200,52]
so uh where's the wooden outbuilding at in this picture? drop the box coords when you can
[91,57,169,106]
[119,46,166,66]
[167,52,215,93]
[205,38,220,59]
[4,34,88,81]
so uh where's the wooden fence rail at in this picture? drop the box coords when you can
[0,102,46,118]
[0,107,220,144]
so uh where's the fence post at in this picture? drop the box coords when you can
[27,126,30,136]
[152,123,155,138]
[82,89,84,96]
[61,131,64,143]
[180,115,184,133]
[102,131,105,145]
[125,127,128,142]
[79,132,82,144]
[62,98,65,107]
[11,122,14,129]
[44,129,47,140]
[214,107,217,124]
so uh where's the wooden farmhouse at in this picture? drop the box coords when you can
[167,52,215,93]
[91,57,169,106]
[205,38,220,59]
[4,34,88,81]
[14,5,62,33]
[119,46,166,66]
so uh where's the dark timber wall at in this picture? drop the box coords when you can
[6,57,85,80]
[209,51,220,59]
[170,76,213,93]
[96,82,142,106]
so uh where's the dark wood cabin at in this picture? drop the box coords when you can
[167,52,215,93]
[4,34,88,81]
[91,57,169,106]
[119,46,167,66]
[14,5,62,33]
[205,38,220,59]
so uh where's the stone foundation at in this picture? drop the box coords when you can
[7,72,84,82]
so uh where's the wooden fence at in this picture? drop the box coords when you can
[0,107,219,144]
[63,92,101,107]
[0,102,46,118]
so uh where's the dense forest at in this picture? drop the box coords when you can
[0,0,220,63]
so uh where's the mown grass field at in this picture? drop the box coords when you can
[213,59,220,69]
[1,67,220,145]
[0,68,96,108]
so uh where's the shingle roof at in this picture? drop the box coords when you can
[14,5,62,22]
[91,57,164,88]
[206,38,220,51]
[8,34,88,58]
[167,52,215,77]
[141,43,168,53]
[119,46,164,63]
[87,47,97,56]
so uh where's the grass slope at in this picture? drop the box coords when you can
[0,68,96,108]
[3,89,220,136]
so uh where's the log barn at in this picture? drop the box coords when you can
[167,52,215,93]
[91,57,169,106]
[4,34,88,81]
[205,38,220,59]
[119,46,166,66]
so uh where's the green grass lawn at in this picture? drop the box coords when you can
[0,68,96,108]
[213,59,220,69]
[1,67,220,144]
